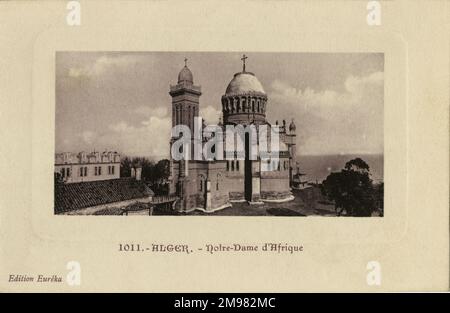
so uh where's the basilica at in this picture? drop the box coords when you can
[168,56,298,213]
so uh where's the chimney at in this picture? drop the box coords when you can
[135,166,142,181]
[131,162,142,181]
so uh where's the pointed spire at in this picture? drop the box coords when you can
[289,118,296,133]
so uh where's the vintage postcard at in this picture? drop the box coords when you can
[0,0,448,294]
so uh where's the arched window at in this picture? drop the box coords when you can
[226,161,230,171]
[231,160,235,171]
[236,160,240,171]
[211,145,216,160]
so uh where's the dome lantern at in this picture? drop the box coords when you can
[177,58,194,84]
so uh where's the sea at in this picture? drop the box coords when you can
[296,154,383,184]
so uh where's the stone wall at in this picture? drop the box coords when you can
[260,156,291,200]
[171,157,293,211]
[260,190,292,201]
[172,160,230,212]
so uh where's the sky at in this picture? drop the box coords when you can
[56,52,384,159]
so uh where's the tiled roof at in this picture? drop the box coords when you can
[55,178,154,213]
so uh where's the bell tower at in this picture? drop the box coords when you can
[169,59,202,209]
[169,58,202,134]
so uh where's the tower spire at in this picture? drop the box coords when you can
[241,54,248,72]
[184,57,188,67]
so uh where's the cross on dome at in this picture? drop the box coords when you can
[241,54,248,72]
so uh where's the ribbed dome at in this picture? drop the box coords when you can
[178,66,193,84]
[225,72,265,95]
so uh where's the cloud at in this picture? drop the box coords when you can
[200,105,222,124]
[68,54,147,78]
[102,116,171,158]
[345,71,384,94]
[268,71,384,155]
[133,106,168,118]
[81,131,95,145]
[92,105,222,158]
[109,121,135,133]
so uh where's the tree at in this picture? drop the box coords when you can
[374,182,384,216]
[120,156,170,195]
[321,158,377,217]
[344,157,370,173]
[120,156,132,178]
[139,157,155,181]
[147,159,170,195]
[154,159,170,184]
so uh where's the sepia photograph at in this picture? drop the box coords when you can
[54,52,384,217]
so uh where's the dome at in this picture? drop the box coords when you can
[178,66,193,84]
[225,72,265,95]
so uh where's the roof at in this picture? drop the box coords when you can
[178,65,193,84]
[54,178,154,213]
[225,72,265,95]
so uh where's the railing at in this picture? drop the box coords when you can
[120,195,179,215]
[169,83,201,93]
[151,195,179,204]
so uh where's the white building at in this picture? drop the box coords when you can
[54,151,121,183]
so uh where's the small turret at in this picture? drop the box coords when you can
[289,119,296,133]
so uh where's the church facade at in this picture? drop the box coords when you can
[168,56,297,213]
